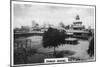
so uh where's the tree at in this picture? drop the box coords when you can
[42,27,66,57]
[87,37,94,57]
[59,22,65,28]
[14,28,20,33]
[65,25,70,29]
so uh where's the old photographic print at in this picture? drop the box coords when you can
[11,0,96,66]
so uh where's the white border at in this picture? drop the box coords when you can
[11,1,96,66]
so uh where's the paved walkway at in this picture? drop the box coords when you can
[26,36,91,60]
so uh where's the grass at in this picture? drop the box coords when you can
[14,47,76,64]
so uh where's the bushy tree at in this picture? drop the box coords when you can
[87,37,94,57]
[42,27,66,57]
[14,28,20,33]
[65,25,70,29]
[59,22,65,28]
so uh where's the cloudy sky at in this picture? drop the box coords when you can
[12,2,95,28]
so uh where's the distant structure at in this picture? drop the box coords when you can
[66,15,90,40]
[31,20,41,31]
[32,20,39,28]
[71,15,85,30]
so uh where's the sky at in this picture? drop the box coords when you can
[12,2,95,29]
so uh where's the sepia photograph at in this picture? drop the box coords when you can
[11,0,96,66]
